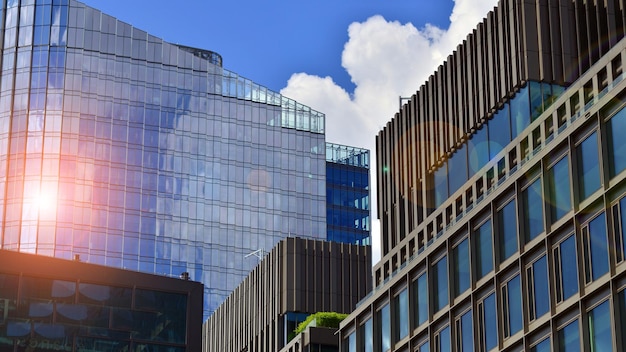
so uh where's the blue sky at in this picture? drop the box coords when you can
[80,0,454,93]
[80,0,500,262]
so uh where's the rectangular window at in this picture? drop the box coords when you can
[474,220,493,280]
[576,131,601,200]
[394,289,409,341]
[527,255,550,320]
[554,235,579,302]
[453,238,470,297]
[413,272,428,326]
[547,156,572,222]
[619,290,626,351]
[434,325,450,352]
[478,293,498,351]
[344,332,356,352]
[522,177,544,242]
[582,212,609,283]
[433,256,448,312]
[531,338,551,352]
[588,301,614,352]
[455,310,473,352]
[502,275,522,338]
[434,165,448,208]
[448,144,468,195]
[419,341,430,352]
[362,318,373,352]
[376,304,391,352]
[612,197,626,263]
[558,320,580,352]
[497,200,518,262]
[607,107,626,178]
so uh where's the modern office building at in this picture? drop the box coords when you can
[0,249,204,351]
[326,143,370,245]
[280,325,341,352]
[203,237,371,352]
[340,0,626,351]
[0,0,335,317]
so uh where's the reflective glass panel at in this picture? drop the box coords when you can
[608,107,626,177]
[548,156,572,222]
[468,124,489,176]
[434,165,448,208]
[555,235,578,302]
[522,178,544,242]
[459,310,473,352]
[584,212,609,282]
[482,293,498,351]
[448,144,468,195]
[504,275,522,337]
[434,256,448,312]
[380,304,390,352]
[489,105,511,159]
[395,289,408,341]
[528,255,549,320]
[364,318,373,352]
[414,272,428,326]
[510,85,531,138]
[576,132,601,200]
[453,238,470,297]
[498,200,518,262]
[588,301,613,352]
[558,320,580,352]
[532,338,551,352]
[438,325,450,352]
[475,220,493,280]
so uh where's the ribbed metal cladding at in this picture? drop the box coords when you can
[202,237,371,352]
[376,0,626,259]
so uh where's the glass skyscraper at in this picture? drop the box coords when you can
[0,0,329,316]
[326,142,370,245]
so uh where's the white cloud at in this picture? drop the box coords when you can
[281,0,498,264]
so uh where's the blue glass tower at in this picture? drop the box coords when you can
[326,143,370,245]
[0,0,328,316]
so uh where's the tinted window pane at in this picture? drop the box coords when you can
[530,256,550,319]
[468,125,489,176]
[510,85,531,138]
[419,342,430,352]
[498,200,518,262]
[556,235,579,301]
[532,338,551,352]
[482,293,498,351]
[454,238,470,297]
[489,105,511,159]
[505,275,522,337]
[558,320,580,352]
[448,145,468,195]
[415,273,428,326]
[438,325,450,352]
[475,220,493,280]
[548,156,572,222]
[589,301,613,352]
[434,165,448,208]
[523,178,544,242]
[364,319,373,352]
[585,213,609,282]
[459,310,473,352]
[619,197,626,262]
[396,289,409,340]
[434,256,448,311]
[381,304,390,351]
[576,132,601,200]
[608,107,626,177]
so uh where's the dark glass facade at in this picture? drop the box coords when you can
[325,143,370,245]
[0,0,328,317]
[0,249,203,351]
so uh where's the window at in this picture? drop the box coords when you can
[510,85,531,138]
[588,300,614,352]
[362,318,373,352]
[394,289,409,342]
[344,331,356,352]
[558,320,580,352]
[478,293,498,351]
[433,256,448,312]
[453,238,470,297]
[448,144,468,195]
[612,197,626,263]
[576,131,601,200]
[497,200,518,262]
[522,177,544,242]
[434,165,448,208]
[376,304,391,352]
[502,275,522,338]
[434,325,450,352]
[527,255,550,320]
[531,338,551,352]
[489,105,511,159]
[547,156,572,222]
[455,310,473,352]
[474,220,493,280]
[582,212,609,283]
[468,124,489,176]
[619,290,626,350]
[607,107,626,177]
[419,341,430,352]
[413,273,428,326]
[554,235,579,302]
